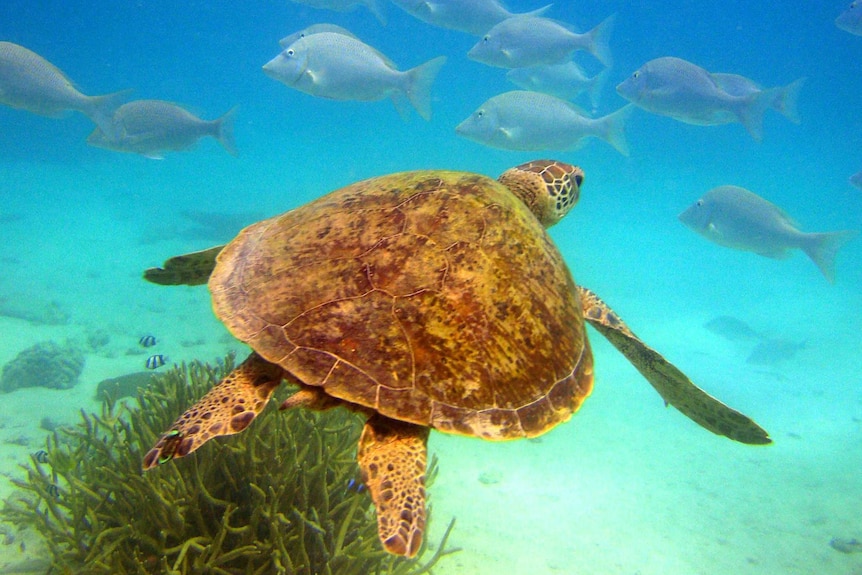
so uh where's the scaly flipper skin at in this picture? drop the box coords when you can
[142,353,284,469]
[143,245,224,286]
[578,286,771,445]
[357,414,430,558]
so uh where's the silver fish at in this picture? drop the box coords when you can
[145,354,168,370]
[703,315,762,342]
[710,73,805,124]
[468,15,614,68]
[746,338,805,366]
[617,57,778,140]
[263,32,446,120]
[0,41,129,136]
[678,185,858,282]
[288,0,386,25]
[455,90,632,155]
[389,0,550,36]
[279,24,358,48]
[506,61,609,110]
[837,2,862,36]
[87,100,237,159]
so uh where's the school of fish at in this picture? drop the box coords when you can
[0,0,858,280]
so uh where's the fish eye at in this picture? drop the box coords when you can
[286,49,295,56]
[482,35,490,43]
[632,71,640,79]
[476,110,485,118]
[696,199,704,206]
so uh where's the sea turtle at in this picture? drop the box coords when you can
[142,160,770,557]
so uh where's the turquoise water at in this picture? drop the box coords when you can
[1,1,861,573]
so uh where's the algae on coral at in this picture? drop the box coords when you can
[0,340,84,393]
[1,354,456,574]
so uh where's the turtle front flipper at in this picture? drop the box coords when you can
[578,286,771,445]
[143,245,224,286]
[357,414,430,557]
[142,353,283,469]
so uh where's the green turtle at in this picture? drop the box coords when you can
[142,160,770,557]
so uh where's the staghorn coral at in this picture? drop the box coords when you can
[1,354,456,574]
[0,340,84,393]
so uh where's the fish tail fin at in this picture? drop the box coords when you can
[213,106,239,157]
[801,230,858,283]
[595,103,634,156]
[389,93,411,121]
[363,0,387,25]
[403,56,446,121]
[85,88,133,139]
[771,77,806,123]
[584,14,616,67]
[737,90,773,141]
[587,66,611,112]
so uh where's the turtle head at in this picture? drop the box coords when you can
[497,160,584,228]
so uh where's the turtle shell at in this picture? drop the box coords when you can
[209,169,593,439]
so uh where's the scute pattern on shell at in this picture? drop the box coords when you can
[209,170,593,439]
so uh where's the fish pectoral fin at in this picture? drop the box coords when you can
[307,69,324,86]
[499,126,517,140]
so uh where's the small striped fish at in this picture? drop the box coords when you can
[139,335,157,348]
[145,354,168,370]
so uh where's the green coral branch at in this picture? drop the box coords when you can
[1,354,457,574]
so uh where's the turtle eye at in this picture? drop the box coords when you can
[574,173,584,187]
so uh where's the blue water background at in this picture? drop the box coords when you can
[1,1,861,573]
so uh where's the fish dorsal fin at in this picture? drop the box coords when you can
[523,4,553,19]
[560,98,589,117]
[425,1,442,15]
[771,204,799,230]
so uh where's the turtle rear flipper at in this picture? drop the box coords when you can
[143,245,224,286]
[142,353,283,469]
[357,414,429,557]
[578,287,771,445]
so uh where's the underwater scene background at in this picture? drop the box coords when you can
[1,1,860,573]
